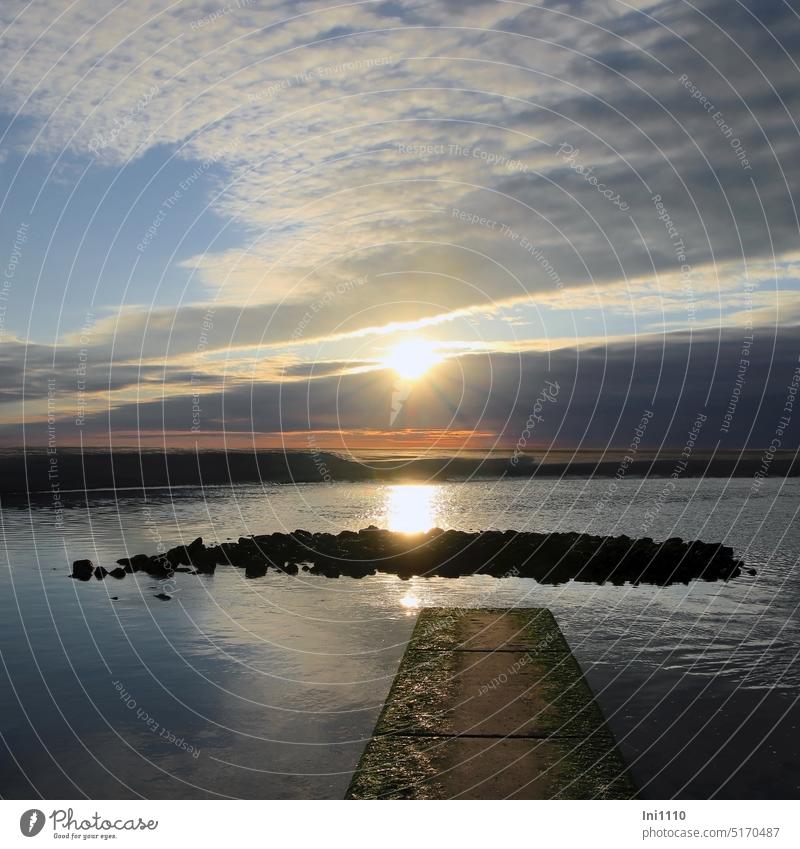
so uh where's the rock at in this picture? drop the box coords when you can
[71,559,94,580]
[194,558,217,575]
[309,559,340,578]
[245,559,268,578]
[108,567,127,579]
[117,554,149,573]
[90,528,749,588]
[164,537,207,567]
[154,592,172,601]
[93,566,108,580]
[142,555,174,578]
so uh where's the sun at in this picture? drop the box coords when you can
[384,338,443,381]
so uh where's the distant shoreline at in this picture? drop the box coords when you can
[0,448,796,495]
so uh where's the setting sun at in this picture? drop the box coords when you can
[384,338,443,381]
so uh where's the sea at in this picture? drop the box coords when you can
[1,476,798,799]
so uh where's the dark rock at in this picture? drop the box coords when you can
[194,558,217,575]
[108,567,127,579]
[245,559,268,578]
[71,559,94,580]
[93,566,108,580]
[165,536,207,567]
[154,592,171,601]
[308,559,340,578]
[117,554,149,573]
[142,555,174,578]
[94,526,749,587]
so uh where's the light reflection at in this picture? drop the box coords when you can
[399,592,421,610]
[385,484,438,533]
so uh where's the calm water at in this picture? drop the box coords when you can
[1,477,799,799]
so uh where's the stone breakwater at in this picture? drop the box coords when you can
[71,527,753,588]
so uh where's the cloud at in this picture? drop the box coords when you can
[6,323,800,454]
[2,0,800,443]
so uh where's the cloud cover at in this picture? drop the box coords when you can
[1,0,800,449]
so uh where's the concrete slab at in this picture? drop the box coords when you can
[411,607,570,653]
[347,732,633,800]
[377,648,608,738]
[347,608,634,799]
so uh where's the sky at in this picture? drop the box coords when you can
[1,0,799,455]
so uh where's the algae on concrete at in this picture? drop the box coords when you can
[347,608,635,800]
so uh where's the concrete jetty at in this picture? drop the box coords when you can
[347,608,635,799]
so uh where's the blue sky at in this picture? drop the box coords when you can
[1,0,799,450]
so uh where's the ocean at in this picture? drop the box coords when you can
[1,476,798,799]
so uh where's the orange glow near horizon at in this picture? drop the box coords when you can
[58,428,499,452]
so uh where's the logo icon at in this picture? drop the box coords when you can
[390,377,413,426]
[19,810,45,837]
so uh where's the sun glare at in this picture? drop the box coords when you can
[385,483,438,533]
[384,338,443,381]
[399,592,421,610]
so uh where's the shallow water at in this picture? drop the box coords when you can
[1,477,798,799]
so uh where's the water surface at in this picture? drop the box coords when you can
[1,477,798,798]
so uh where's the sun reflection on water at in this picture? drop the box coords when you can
[384,484,438,533]
[399,592,421,610]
